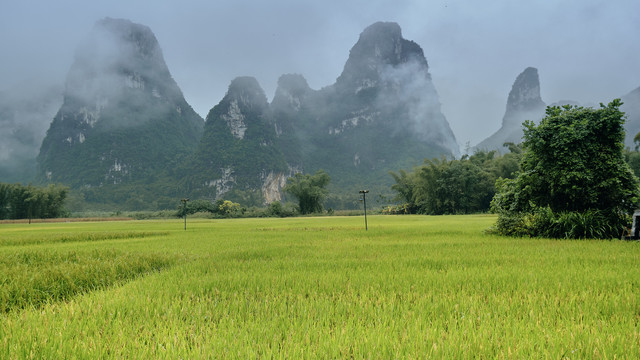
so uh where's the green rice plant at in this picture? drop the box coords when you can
[0,215,639,358]
[0,248,177,313]
[0,231,169,247]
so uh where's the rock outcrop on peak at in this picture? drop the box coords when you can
[475,67,546,153]
[503,67,546,120]
[271,74,312,113]
[37,18,204,188]
[336,22,427,91]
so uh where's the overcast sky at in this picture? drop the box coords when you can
[1,0,638,146]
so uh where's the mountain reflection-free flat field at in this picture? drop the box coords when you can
[1,215,639,358]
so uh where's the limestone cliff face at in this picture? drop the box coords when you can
[191,77,288,201]
[37,18,203,187]
[475,67,546,152]
[261,171,289,203]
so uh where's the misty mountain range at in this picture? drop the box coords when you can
[2,18,639,209]
[475,67,640,153]
[0,82,62,182]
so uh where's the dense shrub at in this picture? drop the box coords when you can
[491,100,639,239]
[490,207,627,239]
[267,201,298,217]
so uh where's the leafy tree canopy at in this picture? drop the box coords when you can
[0,183,68,220]
[389,147,521,215]
[178,199,241,217]
[491,100,640,238]
[283,170,331,214]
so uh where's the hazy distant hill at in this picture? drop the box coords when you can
[622,87,640,148]
[10,18,639,210]
[0,82,62,183]
[475,68,640,153]
[37,18,204,190]
[475,67,546,153]
[186,21,459,206]
[289,21,459,192]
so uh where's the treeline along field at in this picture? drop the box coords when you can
[0,183,68,220]
[1,216,639,357]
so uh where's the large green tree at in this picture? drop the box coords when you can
[0,183,68,220]
[388,147,521,215]
[491,100,639,238]
[412,157,495,215]
[283,170,331,215]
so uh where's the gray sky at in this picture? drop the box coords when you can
[1,0,638,146]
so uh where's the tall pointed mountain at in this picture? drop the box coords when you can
[190,77,289,203]
[37,18,204,187]
[187,22,457,206]
[269,22,458,202]
[328,21,458,155]
[475,67,546,152]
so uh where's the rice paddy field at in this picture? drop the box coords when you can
[1,215,639,358]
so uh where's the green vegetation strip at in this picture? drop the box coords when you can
[0,249,177,313]
[0,231,169,247]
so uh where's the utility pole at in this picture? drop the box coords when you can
[181,198,189,230]
[359,190,369,230]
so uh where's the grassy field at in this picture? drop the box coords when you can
[1,215,639,358]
